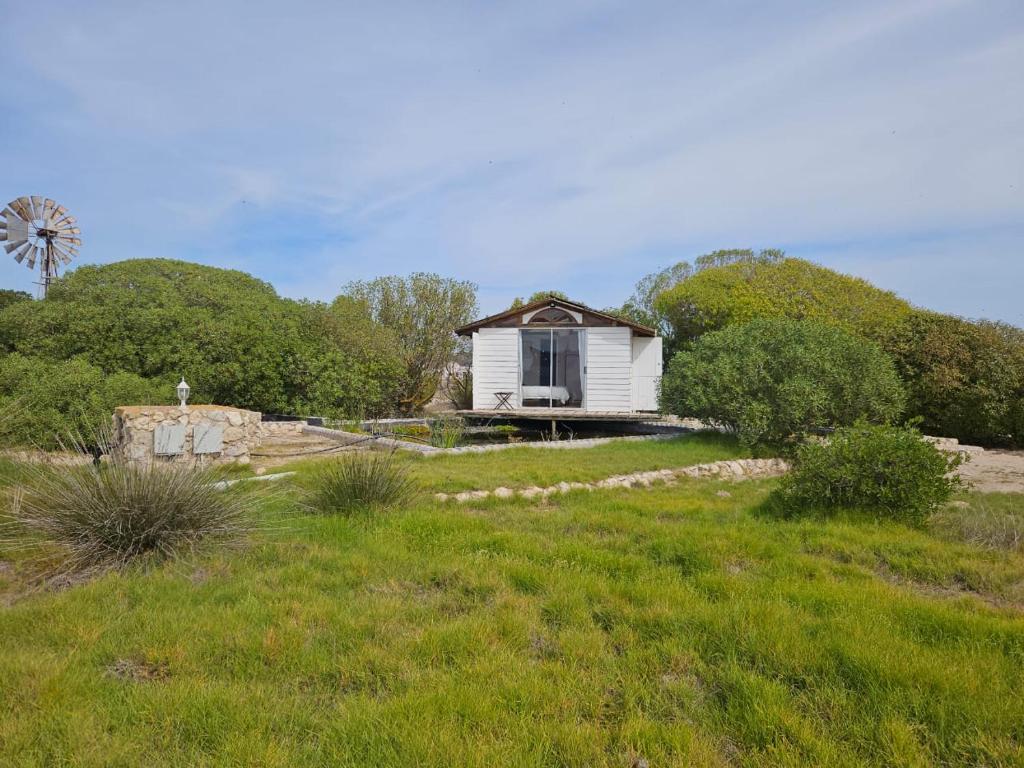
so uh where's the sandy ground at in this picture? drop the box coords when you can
[956,448,1024,494]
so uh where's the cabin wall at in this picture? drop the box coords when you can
[584,327,632,412]
[631,336,663,411]
[471,328,520,410]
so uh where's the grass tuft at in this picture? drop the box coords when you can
[305,449,417,515]
[1,458,255,578]
[428,415,466,448]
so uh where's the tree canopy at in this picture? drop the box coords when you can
[340,273,477,413]
[619,249,785,355]
[508,290,570,310]
[0,259,404,421]
[655,256,913,347]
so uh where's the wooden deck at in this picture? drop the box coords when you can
[457,409,659,422]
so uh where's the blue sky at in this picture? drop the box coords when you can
[1,0,1021,322]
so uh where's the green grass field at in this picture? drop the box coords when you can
[1,436,1023,766]
[281,432,751,494]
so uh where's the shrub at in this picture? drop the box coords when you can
[0,354,169,450]
[775,422,965,524]
[2,456,254,575]
[661,318,905,445]
[0,259,407,420]
[886,311,1024,447]
[305,450,417,516]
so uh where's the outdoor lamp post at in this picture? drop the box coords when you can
[177,377,190,408]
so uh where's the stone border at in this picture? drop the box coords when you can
[435,457,790,502]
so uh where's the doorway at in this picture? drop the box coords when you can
[520,329,584,408]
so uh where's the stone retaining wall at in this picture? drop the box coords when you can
[112,405,262,465]
[259,420,308,437]
[436,457,791,502]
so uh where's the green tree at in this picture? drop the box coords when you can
[661,318,905,445]
[0,354,168,449]
[508,290,570,310]
[0,289,31,311]
[619,249,785,356]
[655,256,913,348]
[0,259,402,419]
[886,311,1024,447]
[340,273,478,413]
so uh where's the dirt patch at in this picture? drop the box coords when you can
[957,449,1024,494]
[106,657,171,682]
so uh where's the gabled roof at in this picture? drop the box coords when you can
[455,296,656,337]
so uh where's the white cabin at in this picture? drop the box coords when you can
[455,297,662,416]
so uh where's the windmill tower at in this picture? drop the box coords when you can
[0,196,81,297]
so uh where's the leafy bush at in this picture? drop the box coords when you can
[661,318,905,445]
[655,256,913,349]
[775,422,965,524]
[0,354,168,450]
[305,450,417,516]
[886,311,1024,447]
[0,259,406,420]
[2,456,254,575]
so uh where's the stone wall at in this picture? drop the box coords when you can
[259,420,308,437]
[111,405,262,465]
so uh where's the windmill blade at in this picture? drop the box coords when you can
[53,244,74,265]
[30,196,43,219]
[5,238,28,254]
[53,242,79,258]
[57,226,81,236]
[54,215,77,229]
[42,198,56,227]
[13,241,33,264]
[10,198,30,220]
[5,211,29,243]
[57,236,82,246]
[25,245,38,270]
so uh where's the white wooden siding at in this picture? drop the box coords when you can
[471,329,520,409]
[631,336,663,411]
[584,327,633,413]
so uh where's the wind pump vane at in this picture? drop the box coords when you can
[0,196,81,297]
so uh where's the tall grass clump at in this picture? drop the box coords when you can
[930,498,1024,552]
[428,415,465,448]
[306,449,417,516]
[774,421,965,525]
[1,457,254,577]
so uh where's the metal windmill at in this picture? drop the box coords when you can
[0,196,81,297]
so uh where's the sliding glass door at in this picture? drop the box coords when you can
[520,329,584,408]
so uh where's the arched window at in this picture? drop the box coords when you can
[527,307,577,325]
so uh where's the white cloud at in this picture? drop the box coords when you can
[0,0,1021,320]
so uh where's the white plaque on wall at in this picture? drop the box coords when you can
[154,423,187,455]
[193,424,224,454]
